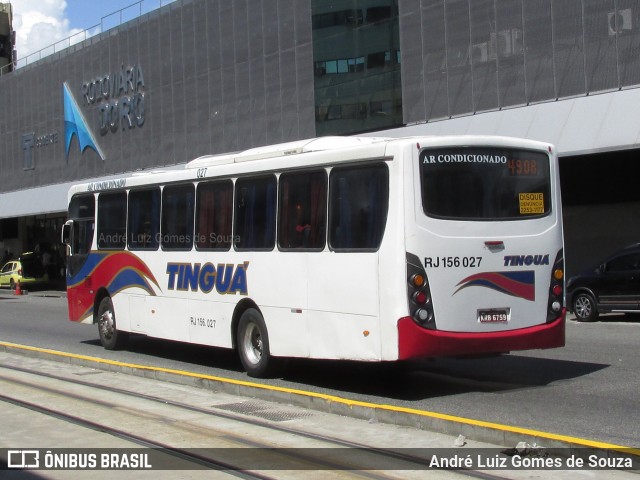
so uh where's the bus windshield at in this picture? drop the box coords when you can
[419,147,551,220]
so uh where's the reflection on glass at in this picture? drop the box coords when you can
[312,0,402,135]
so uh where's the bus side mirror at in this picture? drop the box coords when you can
[61,220,73,246]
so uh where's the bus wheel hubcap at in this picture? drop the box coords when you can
[243,322,262,365]
[100,310,114,339]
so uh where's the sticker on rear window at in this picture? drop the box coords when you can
[519,193,544,214]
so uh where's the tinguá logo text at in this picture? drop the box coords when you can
[166,262,249,294]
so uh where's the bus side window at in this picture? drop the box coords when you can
[329,164,389,250]
[234,175,276,250]
[128,188,160,250]
[97,191,127,250]
[195,180,233,250]
[278,170,327,250]
[162,184,195,250]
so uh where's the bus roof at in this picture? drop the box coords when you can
[186,136,391,168]
[67,135,555,199]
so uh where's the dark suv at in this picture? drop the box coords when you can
[567,243,640,322]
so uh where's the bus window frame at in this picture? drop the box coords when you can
[277,169,328,252]
[127,187,161,251]
[195,179,234,252]
[233,174,278,252]
[327,162,389,253]
[161,183,195,251]
[97,190,127,250]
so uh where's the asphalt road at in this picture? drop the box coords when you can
[0,289,638,448]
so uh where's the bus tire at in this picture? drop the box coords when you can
[97,297,128,350]
[237,308,279,378]
[572,292,598,322]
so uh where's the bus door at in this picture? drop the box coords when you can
[62,194,96,322]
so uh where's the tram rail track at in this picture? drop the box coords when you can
[0,362,518,479]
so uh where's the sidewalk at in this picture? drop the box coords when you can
[0,284,66,299]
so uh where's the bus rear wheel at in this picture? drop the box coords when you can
[97,297,128,350]
[237,308,279,378]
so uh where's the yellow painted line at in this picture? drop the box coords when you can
[1,340,638,456]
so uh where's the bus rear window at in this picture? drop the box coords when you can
[419,147,551,220]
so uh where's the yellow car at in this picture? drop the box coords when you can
[0,253,49,290]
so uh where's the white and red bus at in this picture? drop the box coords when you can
[62,135,565,377]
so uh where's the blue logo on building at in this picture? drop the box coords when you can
[63,82,105,161]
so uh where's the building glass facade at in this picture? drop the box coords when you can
[312,0,402,135]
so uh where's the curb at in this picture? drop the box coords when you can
[1,340,638,462]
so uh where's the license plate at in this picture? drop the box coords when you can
[478,308,510,323]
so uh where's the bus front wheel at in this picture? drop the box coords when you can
[237,308,279,378]
[97,297,128,350]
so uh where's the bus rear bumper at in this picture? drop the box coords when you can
[397,310,566,360]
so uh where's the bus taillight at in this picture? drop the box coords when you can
[547,250,565,321]
[414,307,433,323]
[412,291,428,305]
[407,254,436,328]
